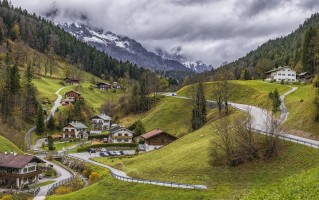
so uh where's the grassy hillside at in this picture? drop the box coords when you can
[282,84,319,137]
[177,80,290,109]
[46,163,206,200]
[94,117,319,199]
[120,97,194,137]
[244,167,319,200]
[58,82,126,112]
[0,135,23,153]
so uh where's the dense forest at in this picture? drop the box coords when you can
[0,0,171,82]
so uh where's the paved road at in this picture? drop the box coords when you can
[69,153,208,190]
[163,87,319,148]
[33,157,73,200]
[25,87,67,150]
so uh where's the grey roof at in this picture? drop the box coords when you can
[265,66,292,74]
[68,122,88,129]
[299,72,309,76]
[92,114,111,120]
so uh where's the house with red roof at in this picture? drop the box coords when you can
[141,129,177,151]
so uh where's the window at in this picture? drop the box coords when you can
[124,134,128,136]
[278,73,281,76]
[288,74,291,76]
[124,139,128,142]
[118,134,122,136]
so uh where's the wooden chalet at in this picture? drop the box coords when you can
[62,90,82,106]
[64,78,80,85]
[141,129,177,151]
[95,82,112,90]
[0,152,44,188]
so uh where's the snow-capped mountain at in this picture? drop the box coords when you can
[155,46,213,73]
[59,23,191,72]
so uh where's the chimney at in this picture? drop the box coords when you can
[13,151,17,156]
[4,150,7,156]
[10,151,13,154]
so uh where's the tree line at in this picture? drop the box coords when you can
[0,0,174,84]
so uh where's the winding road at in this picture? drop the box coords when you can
[164,86,319,149]
[69,153,208,190]
[22,86,73,200]
[25,87,67,150]
[33,157,73,200]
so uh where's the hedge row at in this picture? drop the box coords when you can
[77,143,138,152]
[88,134,109,140]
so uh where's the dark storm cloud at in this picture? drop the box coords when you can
[10,0,319,67]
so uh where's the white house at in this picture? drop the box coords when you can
[109,126,134,143]
[63,121,88,139]
[265,66,297,82]
[91,114,112,133]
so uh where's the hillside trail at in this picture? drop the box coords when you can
[25,86,68,150]
[164,86,319,148]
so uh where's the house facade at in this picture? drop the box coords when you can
[62,90,82,106]
[0,152,44,188]
[109,126,134,143]
[63,122,88,139]
[265,66,297,82]
[64,78,80,85]
[91,114,112,133]
[141,129,177,151]
[298,72,314,83]
[95,82,112,90]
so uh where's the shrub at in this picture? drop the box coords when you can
[54,186,72,195]
[0,194,13,200]
[89,171,101,184]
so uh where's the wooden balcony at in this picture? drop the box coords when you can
[0,170,42,179]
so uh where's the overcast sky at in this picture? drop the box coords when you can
[11,0,319,67]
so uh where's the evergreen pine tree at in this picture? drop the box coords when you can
[134,120,146,136]
[240,68,251,80]
[36,105,45,135]
[302,27,317,74]
[0,29,3,44]
[192,81,207,130]
[47,115,55,130]
[9,65,20,95]
[47,136,55,151]
[269,88,281,112]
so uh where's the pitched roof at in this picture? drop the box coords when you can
[95,82,111,86]
[91,114,111,120]
[110,126,134,135]
[65,90,81,95]
[67,122,88,129]
[299,72,310,76]
[141,129,177,139]
[265,66,292,74]
[0,154,44,169]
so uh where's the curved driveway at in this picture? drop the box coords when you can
[33,157,73,200]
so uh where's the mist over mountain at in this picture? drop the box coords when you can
[59,22,209,72]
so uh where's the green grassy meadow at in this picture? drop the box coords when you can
[0,135,23,153]
[282,84,319,137]
[177,80,290,109]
